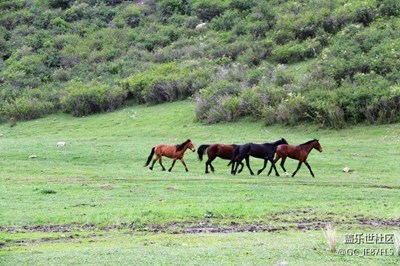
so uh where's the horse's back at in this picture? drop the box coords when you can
[216,144,235,159]
[155,144,174,157]
[276,144,305,160]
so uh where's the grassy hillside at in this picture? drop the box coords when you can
[0,101,399,264]
[1,0,400,128]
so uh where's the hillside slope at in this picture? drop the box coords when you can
[1,0,400,127]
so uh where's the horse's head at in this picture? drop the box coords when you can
[313,139,323,152]
[186,139,196,152]
[280,138,288,145]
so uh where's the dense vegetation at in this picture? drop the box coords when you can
[1,0,400,128]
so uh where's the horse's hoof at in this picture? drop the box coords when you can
[257,171,262,175]
[168,169,172,172]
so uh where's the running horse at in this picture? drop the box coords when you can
[267,139,323,177]
[197,144,244,174]
[144,139,195,172]
[230,138,288,176]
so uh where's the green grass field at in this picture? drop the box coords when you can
[0,101,399,265]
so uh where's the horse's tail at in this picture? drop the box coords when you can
[197,144,209,161]
[144,147,155,167]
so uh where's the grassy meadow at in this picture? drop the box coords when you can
[0,101,399,265]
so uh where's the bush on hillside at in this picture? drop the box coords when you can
[122,61,212,104]
[190,0,229,21]
[61,82,127,116]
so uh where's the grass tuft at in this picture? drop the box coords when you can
[324,222,337,253]
[40,189,57,194]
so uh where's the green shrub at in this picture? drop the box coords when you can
[275,93,309,126]
[230,0,256,11]
[3,49,50,88]
[158,0,187,17]
[2,96,55,121]
[122,61,209,104]
[378,0,400,17]
[210,9,242,31]
[48,0,70,10]
[61,82,127,116]
[238,85,285,120]
[272,39,321,64]
[112,4,145,28]
[190,0,228,21]
[194,80,242,123]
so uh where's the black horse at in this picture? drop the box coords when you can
[230,138,288,176]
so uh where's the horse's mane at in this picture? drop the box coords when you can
[176,139,191,151]
[300,139,318,146]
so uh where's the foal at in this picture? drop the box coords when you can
[267,139,323,177]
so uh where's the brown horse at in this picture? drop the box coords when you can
[267,139,323,177]
[197,144,244,174]
[145,139,195,172]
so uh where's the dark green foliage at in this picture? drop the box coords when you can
[2,96,55,121]
[122,61,212,104]
[1,0,400,128]
[61,82,127,116]
[190,0,229,21]
[378,0,400,17]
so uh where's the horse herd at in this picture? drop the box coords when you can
[145,138,323,177]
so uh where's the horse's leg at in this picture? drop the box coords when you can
[268,154,281,176]
[206,156,216,173]
[304,161,315,177]
[208,161,215,173]
[205,160,210,174]
[292,161,303,177]
[150,155,159,170]
[270,158,280,176]
[158,157,166,171]
[257,159,268,175]
[233,160,239,175]
[238,162,244,173]
[230,156,239,175]
[245,156,254,175]
[180,159,189,172]
[230,160,236,175]
[168,159,177,172]
[280,157,289,176]
[233,158,242,175]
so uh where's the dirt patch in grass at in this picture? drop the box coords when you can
[357,218,400,227]
[2,217,400,236]
[2,224,97,233]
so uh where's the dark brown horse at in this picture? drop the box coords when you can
[197,144,244,174]
[145,139,195,172]
[267,139,323,177]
